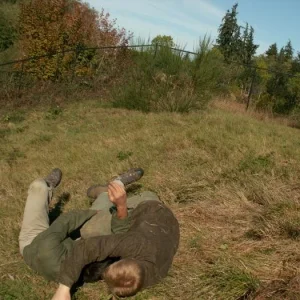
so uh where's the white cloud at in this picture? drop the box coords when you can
[86,0,224,51]
[256,40,270,55]
[183,0,225,19]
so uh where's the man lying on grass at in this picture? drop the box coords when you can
[19,168,180,299]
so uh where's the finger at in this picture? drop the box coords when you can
[109,182,119,193]
[108,188,115,202]
[113,184,125,195]
[110,182,126,198]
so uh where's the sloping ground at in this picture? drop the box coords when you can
[1,101,300,299]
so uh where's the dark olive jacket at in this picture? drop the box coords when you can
[58,200,180,288]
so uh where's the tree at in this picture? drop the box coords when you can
[0,10,16,51]
[291,52,300,73]
[18,0,131,79]
[240,23,259,64]
[0,0,19,52]
[265,43,278,58]
[284,40,293,61]
[216,3,240,62]
[151,35,175,48]
[245,26,259,63]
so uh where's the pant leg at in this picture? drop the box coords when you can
[80,192,113,239]
[19,178,52,255]
[90,192,113,211]
[127,191,160,209]
[81,191,160,239]
[140,191,160,202]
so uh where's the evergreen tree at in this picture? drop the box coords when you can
[284,40,293,60]
[246,26,259,62]
[241,24,258,64]
[216,3,240,62]
[291,52,300,73]
[265,43,278,58]
[278,47,286,62]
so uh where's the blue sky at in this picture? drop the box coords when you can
[86,0,300,55]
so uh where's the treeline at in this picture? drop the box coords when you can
[1,1,300,119]
[215,3,300,116]
[0,0,131,79]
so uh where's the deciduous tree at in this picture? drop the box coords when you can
[19,0,131,79]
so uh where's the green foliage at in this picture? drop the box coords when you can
[238,153,274,174]
[253,39,300,114]
[3,111,25,123]
[151,35,175,48]
[113,36,224,113]
[199,263,260,299]
[216,3,240,62]
[265,43,278,58]
[0,11,16,52]
[117,151,133,161]
[0,1,19,52]
[284,40,294,61]
[241,24,259,65]
[0,280,39,300]
[45,106,63,119]
[217,4,258,65]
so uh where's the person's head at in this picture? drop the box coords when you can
[103,258,145,298]
[82,258,120,283]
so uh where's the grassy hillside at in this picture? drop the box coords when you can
[1,100,300,299]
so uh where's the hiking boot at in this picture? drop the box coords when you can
[45,168,62,188]
[87,168,144,199]
[114,167,144,186]
[86,184,108,200]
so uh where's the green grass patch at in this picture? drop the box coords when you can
[198,263,260,299]
[238,152,275,174]
[2,111,26,123]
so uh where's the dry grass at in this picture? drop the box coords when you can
[1,100,300,299]
[212,99,298,128]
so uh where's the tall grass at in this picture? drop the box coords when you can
[112,36,226,113]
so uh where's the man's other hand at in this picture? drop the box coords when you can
[51,284,71,300]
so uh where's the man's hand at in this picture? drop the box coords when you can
[108,182,128,219]
[51,284,71,300]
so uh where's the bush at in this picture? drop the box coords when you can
[112,36,225,113]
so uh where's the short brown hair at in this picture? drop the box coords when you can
[103,259,144,297]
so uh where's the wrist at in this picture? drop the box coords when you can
[116,204,127,210]
[116,205,128,219]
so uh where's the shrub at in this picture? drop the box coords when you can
[112,36,224,113]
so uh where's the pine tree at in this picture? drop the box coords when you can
[244,26,259,64]
[265,43,278,58]
[291,52,300,73]
[284,40,293,60]
[216,3,240,62]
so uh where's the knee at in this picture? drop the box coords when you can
[29,179,48,193]
[141,191,159,201]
